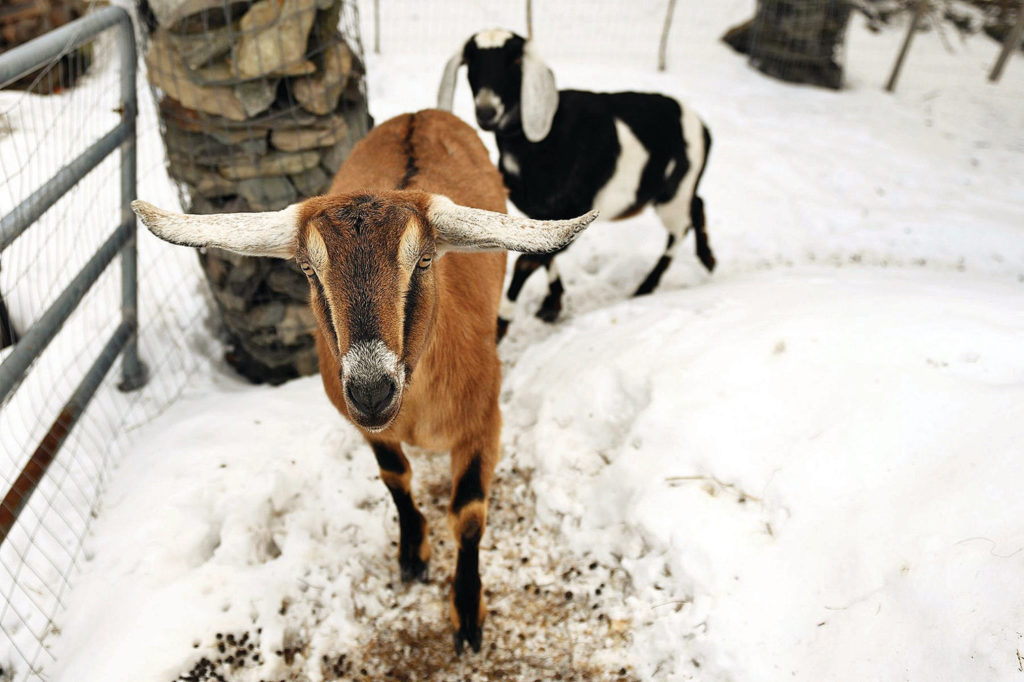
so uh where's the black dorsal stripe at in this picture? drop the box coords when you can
[397,113,419,189]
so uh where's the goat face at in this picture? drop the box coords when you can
[296,192,437,431]
[464,31,525,132]
[131,192,598,430]
[438,30,559,143]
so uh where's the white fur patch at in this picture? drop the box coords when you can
[399,220,421,271]
[679,105,705,205]
[653,105,706,238]
[474,29,514,49]
[501,151,520,176]
[475,87,505,122]
[341,340,403,392]
[664,159,677,179]
[499,296,517,321]
[305,227,328,271]
[546,257,560,284]
[592,119,648,219]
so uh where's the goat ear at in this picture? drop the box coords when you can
[131,200,300,259]
[520,41,558,142]
[427,195,596,255]
[437,43,466,111]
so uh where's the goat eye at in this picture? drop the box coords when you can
[418,255,432,270]
[299,262,315,276]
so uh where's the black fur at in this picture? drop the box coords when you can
[389,485,429,583]
[453,32,715,332]
[452,520,483,654]
[372,442,406,474]
[401,268,421,355]
[371,443,429,583]
[311,277,338,350]
[634,235,676,296]
[397,115,419,189]
[496,91,698,222]
[451,456,483,513]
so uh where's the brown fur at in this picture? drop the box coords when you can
[299,110,507,651]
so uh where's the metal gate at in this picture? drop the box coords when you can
[0,6,146,676]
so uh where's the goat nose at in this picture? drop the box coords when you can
[476,104,497,124]
[346,376,396,415]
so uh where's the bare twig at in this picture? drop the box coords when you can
[664,474,762,503]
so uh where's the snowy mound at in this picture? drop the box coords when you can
[504,269,1024,679]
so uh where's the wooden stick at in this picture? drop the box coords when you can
[658,0,679,72]
[885,0,928,92]
[989,3,1024,82]
[373,0,381,54]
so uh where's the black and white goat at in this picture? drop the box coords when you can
[438,29,715,338]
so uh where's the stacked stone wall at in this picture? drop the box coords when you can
[143,0,369,383]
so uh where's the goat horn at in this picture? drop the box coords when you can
[131,200,300,259]
[428,196,598,255]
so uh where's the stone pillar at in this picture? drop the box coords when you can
[142,0,370,384]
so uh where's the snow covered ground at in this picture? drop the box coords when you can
[18,0,1024,680]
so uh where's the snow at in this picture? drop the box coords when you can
[504,268,1024,679]
[7,0,1024,680]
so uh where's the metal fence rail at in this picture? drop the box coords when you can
[0,5,147,673]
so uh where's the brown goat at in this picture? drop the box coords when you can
[132,109,596,653]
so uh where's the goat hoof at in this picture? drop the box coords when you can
[632,283,655,297]
[699,250,717,273]
[535,307,560,323]
[453,623,483,655]
[400,558,429,584]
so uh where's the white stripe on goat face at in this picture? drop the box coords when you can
[474,29,514,49]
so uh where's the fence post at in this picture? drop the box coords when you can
[988,2,1024,82]
[885,0,928,92]
[374,0,381,53]
[658,0,678,71]
[118,11,148,391]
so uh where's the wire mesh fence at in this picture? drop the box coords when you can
[0,3,215,677]
[364,0,709,67]
[1,0,373,673]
